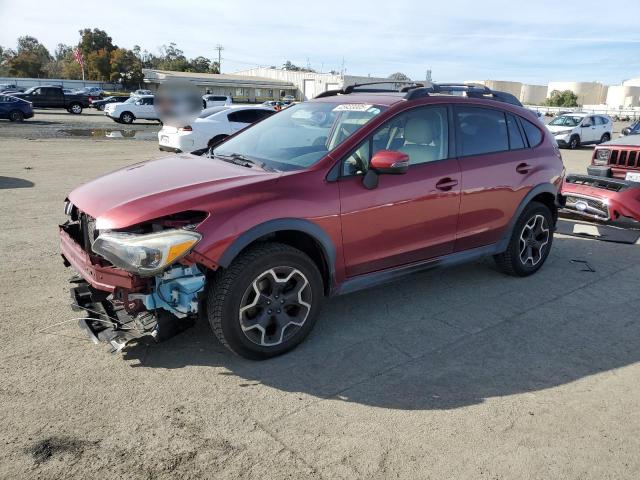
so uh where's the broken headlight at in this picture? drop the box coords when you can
[92,229,201,276]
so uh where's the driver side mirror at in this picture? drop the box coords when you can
[135,100,142,105]
[582,122,592,128]
[362,150,410,190]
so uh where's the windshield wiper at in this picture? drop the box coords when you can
[215,153,275,172]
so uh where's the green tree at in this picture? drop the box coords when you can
[544,90,579,107]
[0,45,15,75]
[110,47,143,88]
[187,56,211,73]
[77,28,116,80]
[8,36,51,77]
[282,60,314,72]
[156,43,189,71]
[388,72,410,81]
[45,43,72,77]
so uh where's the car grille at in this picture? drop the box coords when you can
[609,149,640,169]
[564,195,609,220]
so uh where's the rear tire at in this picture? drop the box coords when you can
[119,111,134,124]
[97,104,105,111]
[599,133,611,144]
[206,242,324,360]
[9,110,24,122]
[69,102,82,114]
[494,201,554,277]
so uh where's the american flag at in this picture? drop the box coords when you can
[73,48,84,67]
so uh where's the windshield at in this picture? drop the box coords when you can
[213,102,386,170]
[124,97,138,104]
[23,87,37,94]
[549,115,583,127]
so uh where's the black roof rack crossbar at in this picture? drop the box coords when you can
[343,80,418,94]
[404,83,523,106]
[314,81,424,99]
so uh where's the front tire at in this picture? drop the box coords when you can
[9,110,24,122]
[207,243,324,360]
[119,111,134,124]
[494,201,554,277]
[569,135,580,149]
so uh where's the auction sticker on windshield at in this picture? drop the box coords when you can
[333,104,373,112]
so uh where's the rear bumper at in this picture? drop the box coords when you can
[59,226,141,292]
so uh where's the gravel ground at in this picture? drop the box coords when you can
[1,111,639,479]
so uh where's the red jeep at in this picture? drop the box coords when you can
[60,83,564,359]
[561,135,640,222]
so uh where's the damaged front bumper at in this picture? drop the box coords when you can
[60,223,206,353]
[560,174,640,223]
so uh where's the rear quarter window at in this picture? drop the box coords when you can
[520,118,543,147]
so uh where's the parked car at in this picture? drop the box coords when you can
[60,82,563,359]
[620,121,640,137]
[546,112,612,149]
[12,85,90,114]
[104,95,159,123]
[262,100,286,110]
[0,83,23,93]
[561,136,640,222]
[74,86,104,98]
[158,105,276,153]
[202,94,232,109]
[130,89,153,97]
[0,94,34,121]
[282,95,295,103]
[91,95,130,111]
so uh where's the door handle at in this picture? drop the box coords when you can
[435,178,458,191]
[516,162,532,174]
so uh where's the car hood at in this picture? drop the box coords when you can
[68,154,279,230]
[546,124,575,133]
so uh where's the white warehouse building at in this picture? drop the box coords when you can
[233,67,400,101]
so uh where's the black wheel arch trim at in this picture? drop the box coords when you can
[216,218,337,286]
[496,183,558,252]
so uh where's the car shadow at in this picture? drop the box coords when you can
[0,176,34,189]
[122,235,640,410]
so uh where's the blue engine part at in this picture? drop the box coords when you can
[133,264,206,318]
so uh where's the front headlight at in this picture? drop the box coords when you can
[92,229,201,276]
[593,149,611,166]
[554,130,572,136]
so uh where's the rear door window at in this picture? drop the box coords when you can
[506,114,525,150]
[228,110,258,123]
[455,107,509,156]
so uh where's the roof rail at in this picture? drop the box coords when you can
[314,82,523,107]
[404,83,523,106]
[313,81,424,99]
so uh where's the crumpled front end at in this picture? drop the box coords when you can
[59,203,209,353]
[561,174,640,223]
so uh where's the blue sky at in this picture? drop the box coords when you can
[1,0,639,85]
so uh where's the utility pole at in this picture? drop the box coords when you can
[215,44,224,73]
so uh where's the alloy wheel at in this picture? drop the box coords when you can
[71,104,82,114]
[519,214,550,267]
[238,267,312,347]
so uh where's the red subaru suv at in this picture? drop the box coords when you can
[60,83,564,359]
